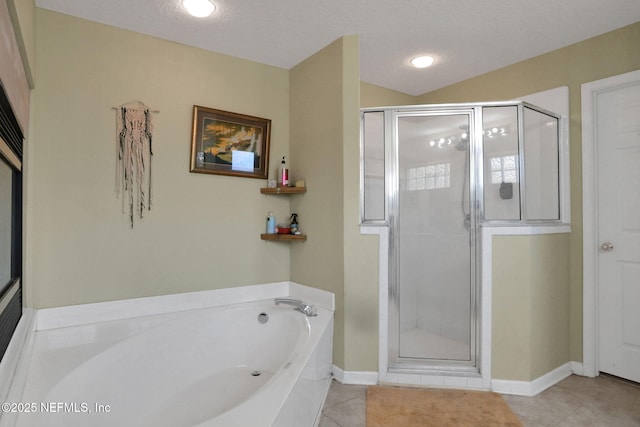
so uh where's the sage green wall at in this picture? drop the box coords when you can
[529,234,571,379]
[492,234,570,381]
[29,9,292,308]
[289,38,347,367]
[419,22,640,364]
[289,49,420,372]
[289,36,378,371]
[491,237,532,379]
[342,38,380,372]
[360,81,417,108]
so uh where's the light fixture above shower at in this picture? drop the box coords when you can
[485,127,507,137]
[428,132,468,150]
[427,126,509,150]
[429,137,453,149]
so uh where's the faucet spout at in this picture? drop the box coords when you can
[274,298,317,316]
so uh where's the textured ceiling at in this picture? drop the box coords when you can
[36,0,640,96]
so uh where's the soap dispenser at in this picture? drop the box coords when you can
[289,213,299,234]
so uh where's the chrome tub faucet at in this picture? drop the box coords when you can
[274,298,317,317]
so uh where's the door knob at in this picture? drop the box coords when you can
[600,242,614,252]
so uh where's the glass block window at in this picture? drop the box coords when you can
[490,155,518,184]
[407,163,450,191]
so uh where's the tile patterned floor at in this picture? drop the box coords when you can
[319,374,640,427]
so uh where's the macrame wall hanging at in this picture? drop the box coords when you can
[113,100,158,228]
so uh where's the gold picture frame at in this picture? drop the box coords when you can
[190,105,271,179]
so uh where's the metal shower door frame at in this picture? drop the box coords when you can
[387,106,482,375]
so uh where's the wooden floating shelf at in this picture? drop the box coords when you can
[261,233,307,242]
[260,187,306,195]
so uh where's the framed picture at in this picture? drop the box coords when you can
[190,105,271,179]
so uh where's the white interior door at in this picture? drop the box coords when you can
[596,78,640,383]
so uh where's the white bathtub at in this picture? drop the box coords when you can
[4,285,333,427]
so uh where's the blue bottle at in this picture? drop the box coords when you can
[266,211,276,234]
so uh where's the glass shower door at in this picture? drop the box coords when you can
[391,111,476,371]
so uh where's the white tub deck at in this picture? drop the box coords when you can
[0,283,334,427]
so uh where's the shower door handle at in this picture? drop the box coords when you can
[600,242,614,252]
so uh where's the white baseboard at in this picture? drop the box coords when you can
[491,362,574,396]
[332,365,378,385]
[570,361,585,376]
[332,361,586,391]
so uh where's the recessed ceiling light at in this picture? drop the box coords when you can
[410,56,435,69]
[183,0,215,18]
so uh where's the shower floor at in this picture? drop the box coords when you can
[399,327,469,361]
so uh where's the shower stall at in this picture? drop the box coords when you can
[361,101,562,379]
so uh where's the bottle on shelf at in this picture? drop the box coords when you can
[266,211,276,234]
[278,156,289,187]
[290,213,299,234]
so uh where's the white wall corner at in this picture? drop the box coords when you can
[288,281,335,311]
[332,365,378,385]
[570,361,585,377]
